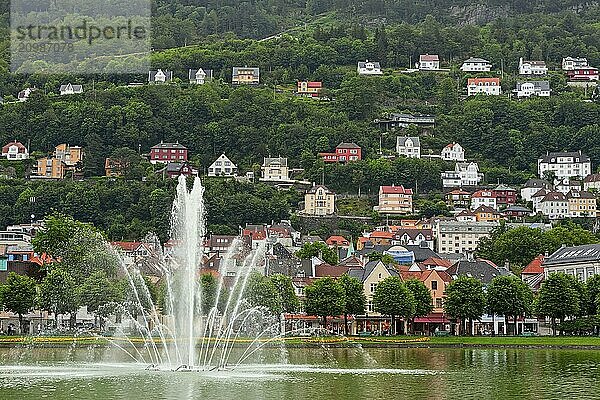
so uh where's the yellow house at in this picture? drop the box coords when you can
[473,205,502,222]
[54,143,83,166]
[303,185,335,216]
[348,260,400,333]
[232,67,259,85]
[36,157,65,179]
[567,190,597,218]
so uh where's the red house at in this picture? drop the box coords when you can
[297,81,323,97]
[492,184,517,206]
[319,142,362,163]
[566,67,599,82]
[150,141,188,164]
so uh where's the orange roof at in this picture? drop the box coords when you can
[243,229,266,241]
[369,231,394,239]
[522,255,544,275]
[400,271,423,280]
[326,235,349,246]
[472,190,494,198]
[358,237,370,243]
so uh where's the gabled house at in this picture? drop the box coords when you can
[59,83,83,95]
[18,88,36,102]
[519,58,548,75]
[374,185,413,215]
[493,184,517,207]
[441,162,483,188]
[348,260,399,315]
[303,185,335,216]
[502,205,533,220]
[208,154,237,177]
[471,190,497,210]
[326,235,350,248]
[521,178,553,202]
[441,142,465,161]
[261,157,290,182]
[456,209,477,222]
[418,54,440,70]
[467,77,501,96]
[149,142,188,164]
[460,57,492,72]
[566,190,597,218]
[2,141,28,160]
[473,205,502,222]
[156,162,197,179]
[396,136,421,158]
[447,258,510,284]
[562,57,588,71]
[357,60,383,75]
[148,69,173,84]
[232,67,260,85]
[297,81,323,97]
[537,191,569,219]
[514,81,551,98]
[189,68,213,84]
[392,228,434,249]
[531,188,551,211]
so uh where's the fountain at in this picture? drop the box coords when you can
[112,175,280,371]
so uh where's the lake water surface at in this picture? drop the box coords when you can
[0,345,598,399]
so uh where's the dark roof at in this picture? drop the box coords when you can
[544,244,600,266]
[541,192,567,202]
[404,245,439,263]
[538,151,590,163]
[447,259,511,284]
[584,174,600,183]
[151,142,187,150]
[567,190,596,199]
[516,81,550,91]
[503,205,532,213]
[348,260,398,282]
[306,185,333,194]
[524,178,552,189]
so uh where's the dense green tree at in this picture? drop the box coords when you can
[78,271,119,328]
[295,242,338,265]
[338,274,366,335]
[586,274,600,315]
[404,279,434,333]
[1,272,37,333]
[304,277,345,329]
[373,276,415,335]
[270,274,300,314]
[536,273,581,335]
[486,275,533,335]
[444,276,486,335]
[368,251,395,265]
[245,272,281,314]
[38,268,79,329]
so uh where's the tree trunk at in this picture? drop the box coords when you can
[344,313,349,336]
[504,315,508,336]
[514,315,519,335]
[18,314,23,334]
[469,318,473,336]
[322,315,327,332]
[551,317,556,336]
[391,315,395,335]
[491,314,495,336]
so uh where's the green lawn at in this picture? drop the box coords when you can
[351,335,600,347]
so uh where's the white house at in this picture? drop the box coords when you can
[519,58,548,75]
[538,151,592,182]
[467,77,501,96]
[434,220,498,254]
[149,69,173,84]
[520,178,553,202]
[471,190,497,210]
[59,83,83,95]
[261,157,290,182]
[396,136,421,158]
[208,154,237,177]
[441,162,483,188]
[460,57,492,72]
[1,141,28,160]
[441,142,465,161]
[543,244,600,283]
[514,81,551,98]
[537,191,569,219]
[418,54,440,70]
[17,88,36,102]
[562,57,588,71]
[357,60,383,75]
[189,68,212,84]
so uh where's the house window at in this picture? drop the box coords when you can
[435,298,443,309]
[431,281,438,290]
[367,301,374,312]
[370,283,377,293]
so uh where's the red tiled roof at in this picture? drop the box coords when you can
[2,141,27,153]
[381,185,413,195]
[522,254,544,275]
[243,229,266,241]
[400,271,423,280]
[307,81,322,88]
[326,235,349,246]
[369,231,394,239]
[472,190,494,198]
[420,54,439,61]
[468,77,500,85]
[420,257,452,268]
